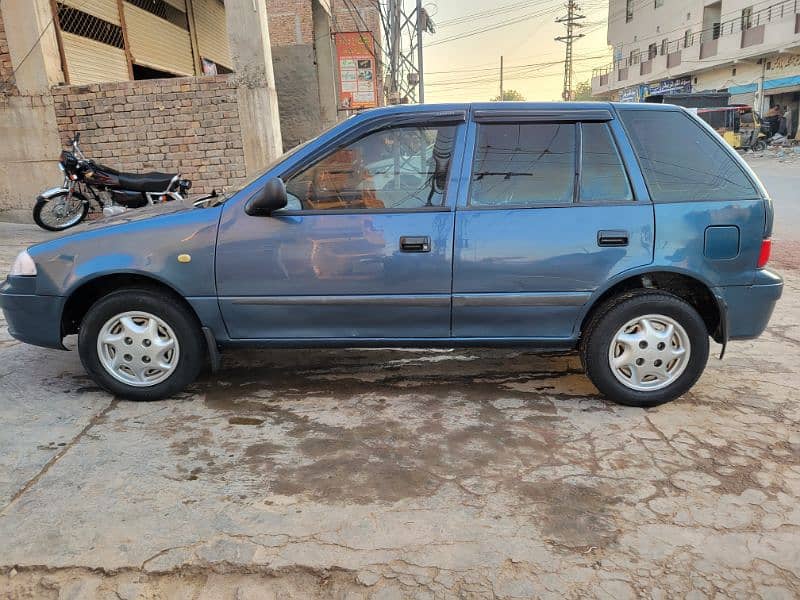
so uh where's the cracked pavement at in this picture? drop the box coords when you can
[1,159,799,599]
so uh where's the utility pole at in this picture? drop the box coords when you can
[380,0,435,104]
[500,55,504,101]
[555,0,585,101]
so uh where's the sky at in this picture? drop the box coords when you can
[420,0,612,102]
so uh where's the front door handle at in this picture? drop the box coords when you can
[598,230,629,247]
[400,236,431,253]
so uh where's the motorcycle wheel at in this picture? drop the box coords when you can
[752,140,767,152]
[33,191,88,231]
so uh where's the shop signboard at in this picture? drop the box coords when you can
[334,32,379,110]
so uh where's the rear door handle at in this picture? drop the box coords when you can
[598,230,629,247]
[400,236,431,253]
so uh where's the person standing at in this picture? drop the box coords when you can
[784,105,794,139]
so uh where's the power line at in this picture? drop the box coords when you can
[428,4,564,47]
[555,0,585,100]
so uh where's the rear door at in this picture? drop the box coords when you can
[452,109,655,340]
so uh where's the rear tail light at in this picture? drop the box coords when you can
[757,238,772,268]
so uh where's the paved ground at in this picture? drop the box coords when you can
[0,160,799,599]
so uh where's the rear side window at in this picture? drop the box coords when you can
[469,123,575,206]
[580,123,633,202]
[619,110,758,202]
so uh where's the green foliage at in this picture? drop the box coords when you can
[573,80,593,101]
[491,89,526,102]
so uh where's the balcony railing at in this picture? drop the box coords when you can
[741,24,765,47]
[700,38,718,58]
[590,0,798,83]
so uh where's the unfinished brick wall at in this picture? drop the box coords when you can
[267,0,314,45]
[0,9,18,98]
[51,75,245,196]
[331,0,382,40]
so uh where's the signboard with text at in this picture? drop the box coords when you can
[335,32,379,110]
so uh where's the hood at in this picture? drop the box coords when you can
[51,199,194,240]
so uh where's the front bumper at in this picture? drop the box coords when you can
[715,269,784,341]
[0,277,65,349]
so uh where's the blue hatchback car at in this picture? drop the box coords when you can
[0,102,783,406]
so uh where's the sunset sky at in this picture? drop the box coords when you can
[421,0,612,102]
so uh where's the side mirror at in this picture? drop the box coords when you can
[244,177,288,216]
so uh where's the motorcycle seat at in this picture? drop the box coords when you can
[118,172,177,193]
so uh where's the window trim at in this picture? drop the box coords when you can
[275,115,466,215]
[463,119,637,211]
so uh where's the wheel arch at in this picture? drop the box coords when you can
[577,269,725,344]
[61,272,203,338]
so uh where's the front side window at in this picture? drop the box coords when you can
[619,110,758,202]
[284,124,457,211]
[580,123,633,203]
[469,123,575,207]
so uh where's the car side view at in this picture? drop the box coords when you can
[0,102,783,406]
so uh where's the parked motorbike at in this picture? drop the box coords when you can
[33,133,192,231]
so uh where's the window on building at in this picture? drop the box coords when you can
[125,0,189,30]
[56,4,124,49]
[660,39,668,55]
[712,22,722,39]
[648,43,658,60]
[741,7,753,30]
[284,125,457,211]
[626,0,634,22]
[684,29,692,48]
[469,123,576,207]
[580,123,633,203]
[629,49,640,65]
[619,110,758,202]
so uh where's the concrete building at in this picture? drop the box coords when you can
[0,0,382,212]
[591,0,800,127]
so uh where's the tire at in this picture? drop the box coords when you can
[78,288,205,401]
[752,140,767,152]
[580,290,709,408]
[33,192,88,231]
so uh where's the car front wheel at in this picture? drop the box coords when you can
[78,289,205,401]
[581,290,710,407]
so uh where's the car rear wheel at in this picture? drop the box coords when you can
[78,289,205,401]
[581,290,709,407]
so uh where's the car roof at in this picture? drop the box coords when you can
[356,101,680,119]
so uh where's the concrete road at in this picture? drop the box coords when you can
[1,161,799,599]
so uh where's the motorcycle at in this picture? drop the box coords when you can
[33,132,192,231]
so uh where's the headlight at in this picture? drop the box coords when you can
[10,251,36,277]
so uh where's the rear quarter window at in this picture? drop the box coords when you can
[618,110,759,202]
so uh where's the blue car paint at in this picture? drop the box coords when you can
[0,101,782,354]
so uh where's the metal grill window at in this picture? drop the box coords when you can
[57,4,124,49]
[125,0,189,30]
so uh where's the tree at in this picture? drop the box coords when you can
[573,80,593,101]
[491,89,526,102]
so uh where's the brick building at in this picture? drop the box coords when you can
[0,0,383,212]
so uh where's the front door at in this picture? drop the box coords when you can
[452,114,654,340]
[216,117,465,340]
